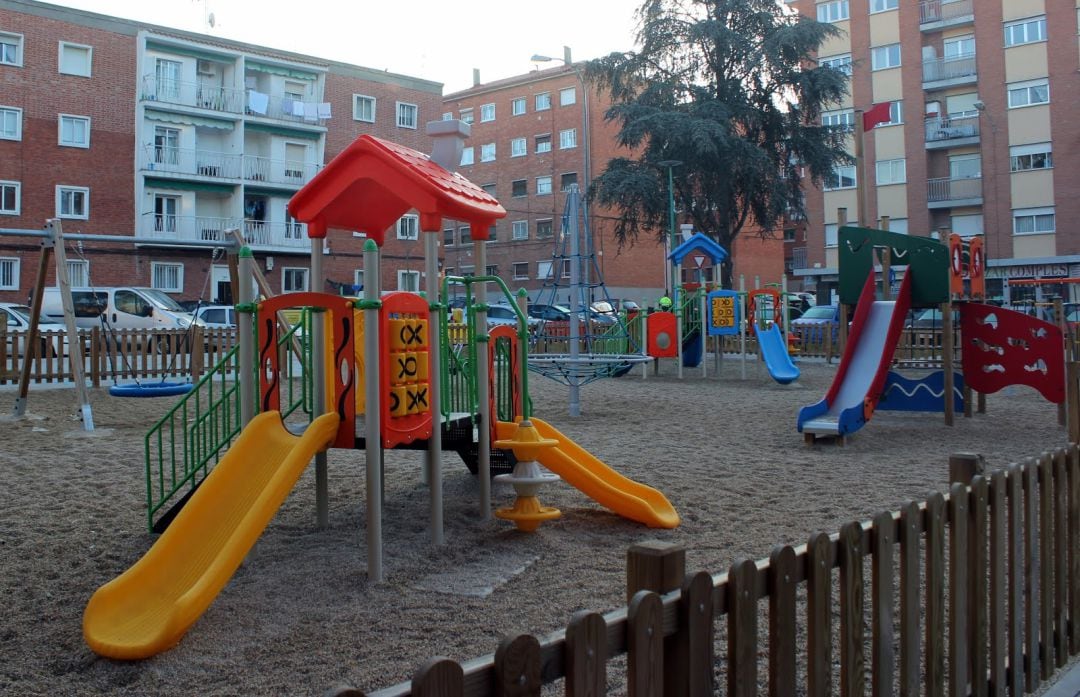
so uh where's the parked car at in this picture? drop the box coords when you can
[619,300,641,313]
[486,303,542,331]
[41,287,204,331]
[790,304,840,345]
[904,308,960,329]
[192,305,238,328]
[0,302,69,358]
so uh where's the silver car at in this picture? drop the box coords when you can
[1,303,70,358]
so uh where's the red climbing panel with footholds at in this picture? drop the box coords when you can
[960,302,1065,404]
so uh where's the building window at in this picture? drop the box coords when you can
[823,166,856,191]
[353,94,376,122]
[537,261,554,279]
[1012,207,1055,235]
[949,154,981,179]
[561,259,572,278]
[1004,16,1046,47]
[153,194,179,233]
[511,137,527,157]
[881,218,908,235]
[58,42,92,77]
[480,103,495,122]
[443,227,455,247]
[825,223,839,248]
[0,257,19,290]
[460,146,474,166]
[943,35,974,61]
[58,114,90,148]
[870,0,897,12]
[1010,143,1052,172]
[0,32,23,66]
[512,221,529,240]
[535,92,551,111]
[885,100,903,125]
[512,179,527,197]
[871,43,901,70]
[487,224,497,242]
[283,267,309,292]
[0,181,19,215]
[459,225,472,245]
[875,158,906,185]
[397,270,420,291]
[950,214,983,238]
[486,264,498,276]
[1008,79,1049,108]
[511,97,526,116]
[353,269,364,291]
[151,262,184,293]
[822,108,854,131]
[560,87,576,106]
[397,213,419,240]
[535,134,552,153]
[817,0,849,23]
[154,126,180,165]
[512,262,529,280]
[536,219,554,238]
[480,143,496,162]
[559,128,577,149]
[459,108,474,125]
[820,53,852,76]
[441,112,453,121]
[56,186,89,219]
[459,265,475,277]
[67,259,89,286]
[396,102,418,129]
[560,172,578,191]
[0,106,22,140]
[536,176,553,195]
[481,183,497,198]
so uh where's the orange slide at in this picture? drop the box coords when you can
[498,418,679,528]
[83,411,340,660]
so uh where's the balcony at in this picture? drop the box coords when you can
[141,147,243,180]
[924,115,980,150]
[922,54,977,90]
[920,0,974,31]
[141,75,245,114]
[251,94,328,125]
[927,176,982,209]
[243,156,321,187]
[136,215,308,251]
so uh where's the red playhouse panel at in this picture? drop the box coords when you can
[288,134,506,245]
[647,312,678,358]
[968,236,985,299]
[747,289,781,327]
[949,233,964,296]
[256,292,357,448]
[960,302,1065,404]
[379,292,434,448]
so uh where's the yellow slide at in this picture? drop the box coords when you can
[83,411,340,660]
[498,418,679,529]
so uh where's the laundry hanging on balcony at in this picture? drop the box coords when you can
[247,90,269,115]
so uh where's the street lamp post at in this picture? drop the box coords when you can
[658,160,682,300]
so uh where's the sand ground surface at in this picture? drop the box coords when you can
[0,359,1070,695]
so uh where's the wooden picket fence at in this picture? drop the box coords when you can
[0,326,239,386]
[333,448,1080,697]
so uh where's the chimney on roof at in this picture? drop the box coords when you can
[426,119,471,172]
[563,46,572,64]
[473,68,481,87]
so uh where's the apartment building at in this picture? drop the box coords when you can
[442,57,669,307]
[789,0,1080,306]
[0,0,441,305]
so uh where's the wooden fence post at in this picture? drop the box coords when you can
[627,541,685,697]
[191,326,204,384]
[90,327,100,387]
[950,452,985,486]
[494,634,541,697]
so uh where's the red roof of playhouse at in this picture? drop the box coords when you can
[288,134,505,245]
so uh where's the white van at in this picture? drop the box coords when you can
[41,287,202,331]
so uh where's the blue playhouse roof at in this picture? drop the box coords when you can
[668,232,729,265]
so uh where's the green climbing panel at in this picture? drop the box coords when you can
[838,226,949,307]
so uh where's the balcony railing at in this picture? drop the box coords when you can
[922,54,977,84]
[920,0,974,25]
[141,75,245,114]
[141,146,243,179]
[924,115,980,145]
[252,94,328,125]
[927,176,982,204]
[243,156,322,186]
[136,215,308,249]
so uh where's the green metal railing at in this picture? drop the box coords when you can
[143,314,310,532]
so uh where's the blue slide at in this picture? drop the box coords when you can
[755,323,799,384]
[682,328,702,368]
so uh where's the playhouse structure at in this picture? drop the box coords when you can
[80,126,678,661]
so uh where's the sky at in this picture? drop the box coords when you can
[51,0,642,92]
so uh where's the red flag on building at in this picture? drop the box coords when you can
[862,102,892,131]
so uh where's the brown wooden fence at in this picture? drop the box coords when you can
[0,326,239,386]
[332,448,1080,697]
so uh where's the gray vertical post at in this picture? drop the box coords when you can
[362,240,383,581]
[515,288,528,417]
[739,275,747,380]
[238,247,256,428]
[701,292,708,379]
[567,189,582,416]
[475,237,493,517]
[640,312,649,380]
[311,237,329,529]
[423,231,444,545]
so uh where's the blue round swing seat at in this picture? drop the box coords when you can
[108,381,194,398]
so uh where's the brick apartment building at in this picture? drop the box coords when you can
[787,0,1080,306]
[0,0,441,305]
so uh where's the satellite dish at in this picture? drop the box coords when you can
[207,12,215,28]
